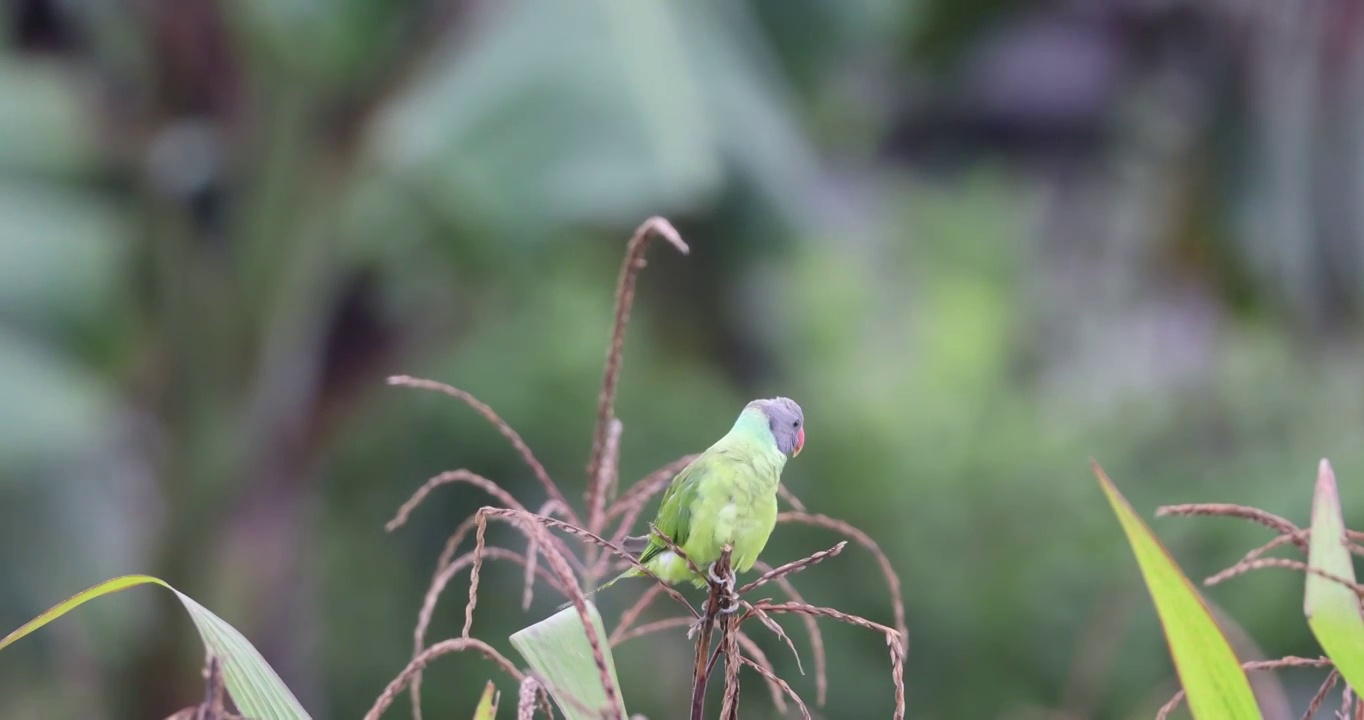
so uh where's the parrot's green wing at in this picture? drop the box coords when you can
[639,457,704,566]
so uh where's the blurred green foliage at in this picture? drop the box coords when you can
[2,0,1363,719]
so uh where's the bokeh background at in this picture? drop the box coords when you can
[1,0,1362,718]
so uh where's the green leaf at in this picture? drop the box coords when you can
[369,1,816,236]
[1093,462,1261,720]
[472,680,499,720]
[509,601,627,720]
[1305,459,1364,688]
[0,574,310,720]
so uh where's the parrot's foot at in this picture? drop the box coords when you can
[706,561,737,593]
[704,561,741,614]
[706,561,725,586]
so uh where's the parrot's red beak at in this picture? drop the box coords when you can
[793,427,805,457]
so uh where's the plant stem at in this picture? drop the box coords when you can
[689,548,734,720]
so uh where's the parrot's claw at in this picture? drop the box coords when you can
[720,597,741,615]
[706,562,725,586]
[705,562,737,592]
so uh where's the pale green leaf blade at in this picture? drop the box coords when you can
[472,680,499,720]
[1094,463,1261,720]
[0,574,310,720]
[170,588,311,720]
[1305,459,1364,688]
[509,601,626,720]
[0,574,170,652]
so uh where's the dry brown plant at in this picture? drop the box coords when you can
[1149,484,1364,720]
[368,217,908,719]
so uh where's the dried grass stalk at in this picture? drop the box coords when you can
[463,514,488,638]
[390,468,581,581]
[365,638,525,720]
[1303,669,1339,720]
[609,584,667,645]
[739,542,846,595]
[1154,656,1331,720]
[523,499,566,610]
[587,417,624,544]
[1155,503,1306,551]
[410,546,563,715]
[517,676,540,720]
[751,560,821,700]
[387,375,577,525]
[777,512,908,645]
[719,614,742,720]
[610,616,696,646]
[381,216,912,720]
[735,631,788,714]
[478,507,624,719]
[777,485,807,512]
[741,657,811,720]
[605,454,697,524]
[749,601,905,719]
[516,510,698,617]
[739,598,805,677]
[751,602,899,637]
[596,454,699,579]
[386,469,525,532]
[163,656,242,720]
[585,216,689,502]
[1204,557,1364,596]
[648,523,705,581]
[690,548,734,720]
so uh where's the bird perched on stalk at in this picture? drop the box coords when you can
[589,397,804,604]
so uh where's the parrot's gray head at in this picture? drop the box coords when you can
[748,397,805,457]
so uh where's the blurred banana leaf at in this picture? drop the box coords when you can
[0,59,102,177]
[368,0,818,235]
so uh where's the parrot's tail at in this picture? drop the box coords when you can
[553,570,635,612]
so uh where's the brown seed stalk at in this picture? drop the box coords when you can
[1156,503,1305,551]
[735,631,788,714]
[364,638,525,720]
[387,375,577,525]
[585,216,689,507]
[1204,557,1364,596]
[750,560,821,699]
[1154,656,1331,720]
[1302,669,1339,720]
[777,512,908,649]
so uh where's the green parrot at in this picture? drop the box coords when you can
[597,397,805,595]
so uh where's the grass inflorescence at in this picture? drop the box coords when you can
[369,217,909,719]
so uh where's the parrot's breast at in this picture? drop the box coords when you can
[701,456,780,573]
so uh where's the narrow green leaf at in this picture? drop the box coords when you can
[509,601,626,720]
[472,680,499,720]
[1305,459,1364,688]
[0,574,310,720]
[1094,462,1261,720]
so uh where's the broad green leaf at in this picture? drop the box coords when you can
[1305,459,1364,688]
[369,1,816,235]
[0,574,310,720]
[0,330,114,467]
[510,601,626,720]
[1094,463,1261,720]
[471,680,499,720]
[0,61,102,176]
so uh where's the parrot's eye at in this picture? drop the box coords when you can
[791,420,800,428]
